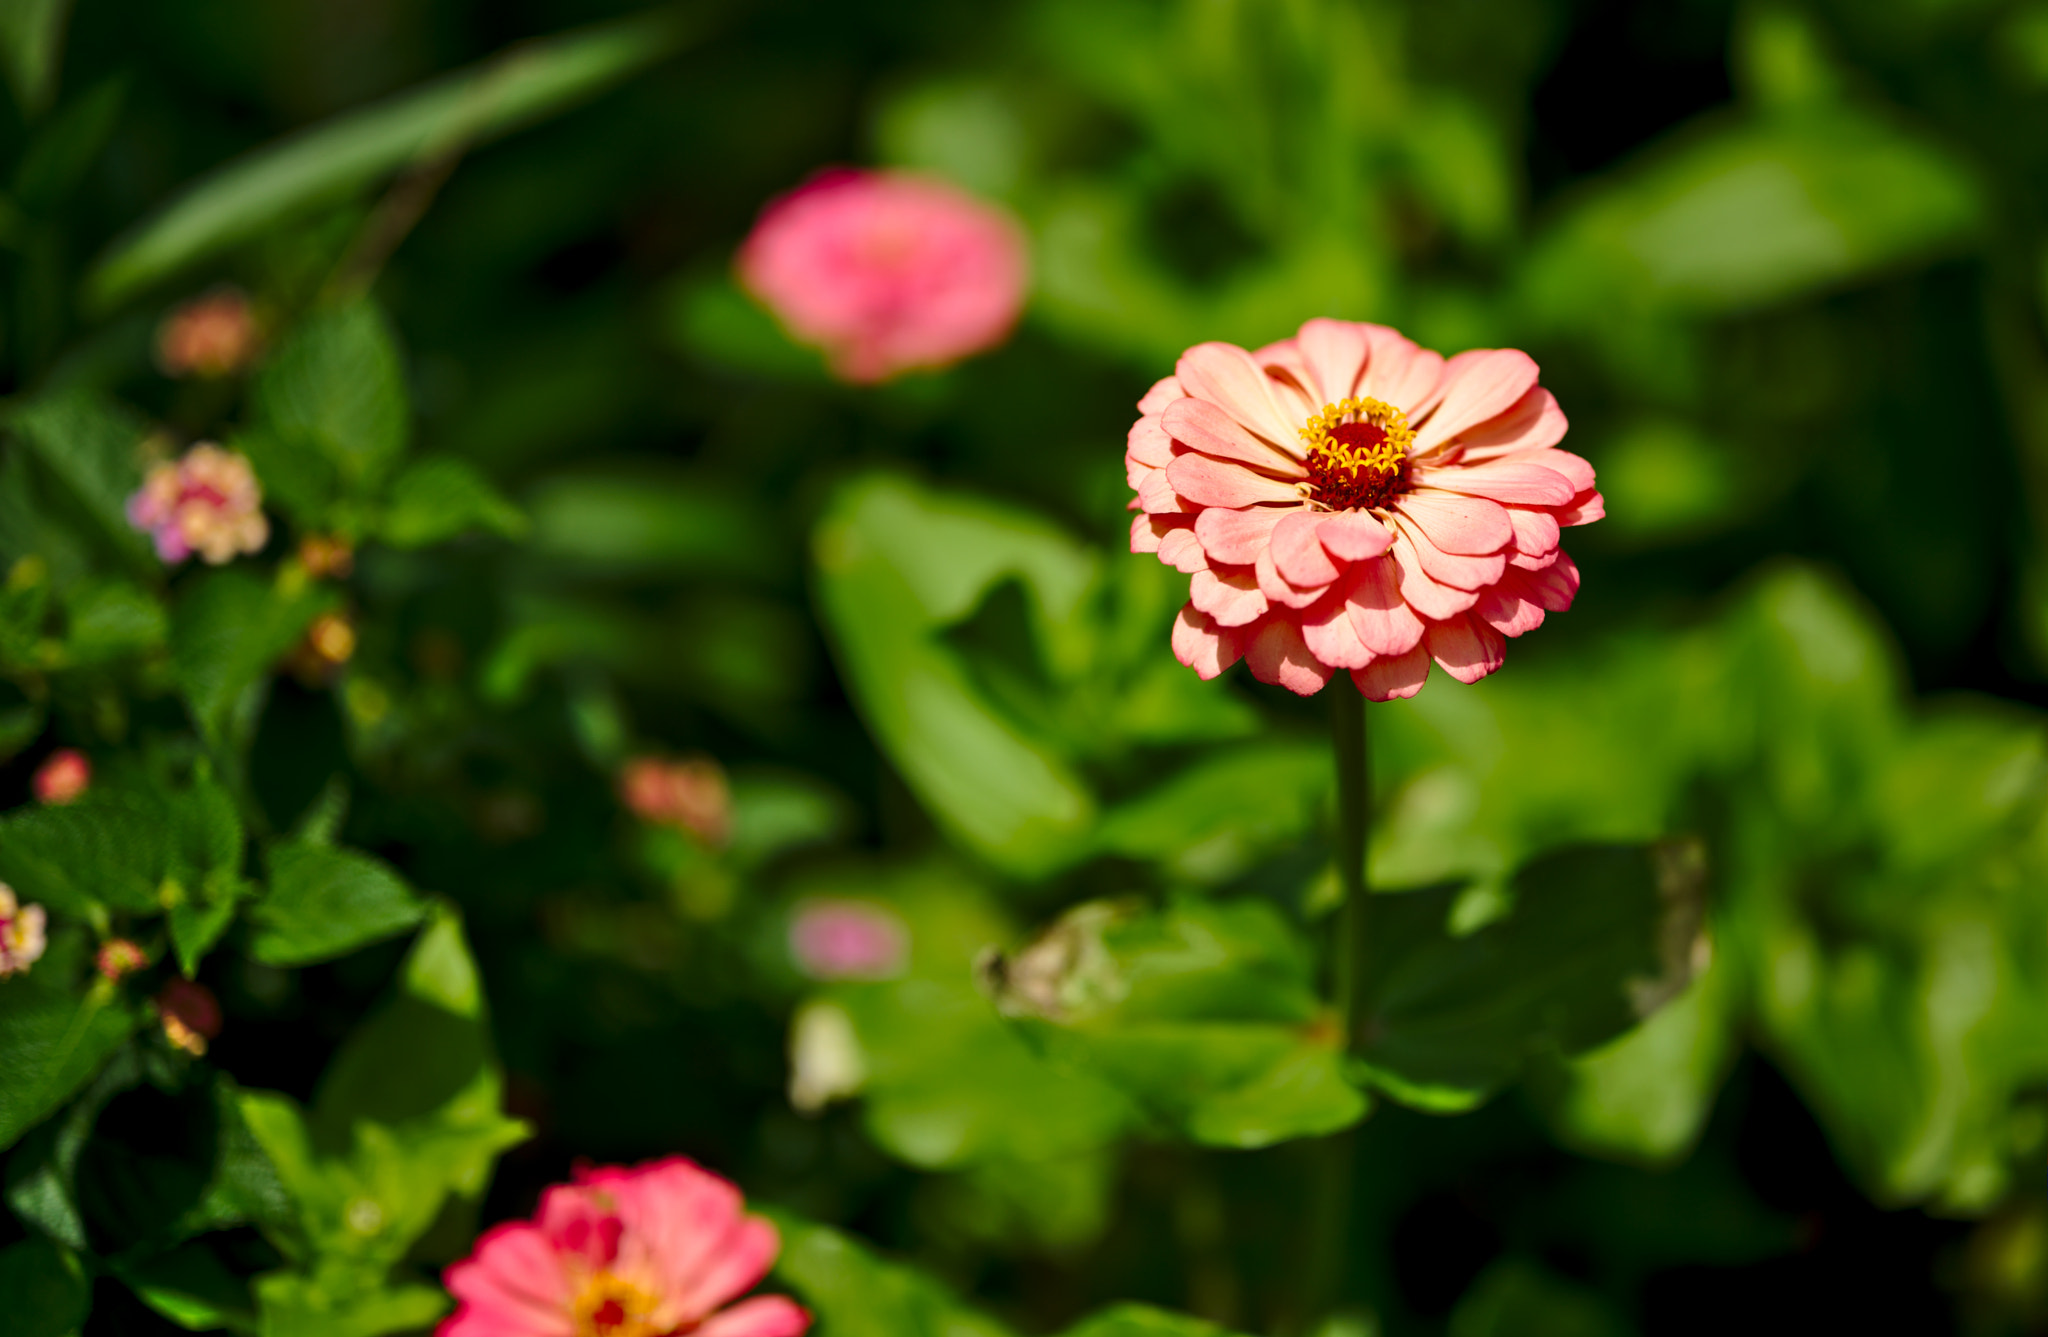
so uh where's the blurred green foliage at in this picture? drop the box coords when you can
[0,0,2043,1335]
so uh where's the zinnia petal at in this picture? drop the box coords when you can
[1162,397,1302,474]
[1295,318,1370,406]
[1318,510,1394,561]
[1166,453,1303,509]
[1452,386,1568,459]
[1358,326,1444,414]
[1245,619,1336,695]
[1175,342,1300,448]
[1157,526,1208,574]
[1302,590,1374,669]
[1346,556,1427,657]
[1396,522,1507,594]
[1191,567,1268,627]
[1271,510,1342,589]
[1352,645,1431,701]
[1174,604,1246,678]
[1414,349,1539,452]
[1391,490,1515,556]
[692,1297,814,1337]
[1425,614,1506,685]
[1195,506,1289,565]
[1411,461,1573,507]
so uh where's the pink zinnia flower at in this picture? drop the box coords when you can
[32,748,90,805]
[0,884,46,978]
[439,1156,809,1337]
[156,287,260,378]
[126,442,270,565]
[620,756,733,848]
[1128,319,1602,698]
[737,169,1028,384]
[788,900,909,981]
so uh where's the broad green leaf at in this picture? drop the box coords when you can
[6,391,156,572]
[253,302,409,492]
[813,475,1098,877]
[171,566,337,747]
[60,578,168,665]
[767,1210,1015,1337]
[0,982,142,1151]
[1448,1259,1630,1337]
[253,1270,449,1337]
[0,0,71,114]
[1095,740,1328,883]
[1061,1304,1253,1337]
[1522,109,1980,323]
[1351,843,1707,1113]
[118,1242,255,1334]
[378,457,526,548]
[992,899,1367,1148]
[249,842,429,968]
[525,468,776,576]
[86,10,696,307]
[0,799,169,913]
[0,1237,90,1337]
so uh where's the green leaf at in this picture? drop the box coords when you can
[6,391,157,573]
[525,467,777,576]
[61,578,168,665]
[253,1271,449,1337]
[252,302,409,493]
[377,457,527,548]
[0,0,72,115]
[85,10,697,308]
[118,1242,255,1334]
[249,842,429,968]
[767,1210,1016,1337]
[0,983,142,1151]
[991,899,1368,1148]
[0,1237,90,1337]
[812,475,1099,877]
[171,566,336,747]
[1094,740,1328,883]
[1447,1259,1631,1337]
[1060,1304,1254,1337]
[0,800,169,913]
[1351,843,1707,1113]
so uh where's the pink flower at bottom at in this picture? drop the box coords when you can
[1127,318,1603,699]
[126,443,269,565]
[788,900,909,981]
[0,883,47,978]
[440,1157,809,1337]
[32,749,90,805]
[737,169,1028,384]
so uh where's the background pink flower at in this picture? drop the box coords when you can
[156,287,260,378]
[440,1156,809,1337]
[32,748,90,804]
[788,900,909,981]
[737,169,1028,384]
[126,442,269,565]
[0,884,46,978]
[621,756,733,848]
[1127,318,1602,700]
[157,978,222,1055]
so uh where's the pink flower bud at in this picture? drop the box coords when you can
[96,938,148,982]
[788,899,909,981]
[737,169,1028,384]
[619,756,732,847]
[156,287,260,378]
[31,749,90,805]
[157,978,222,1056]
[126,442,269,566]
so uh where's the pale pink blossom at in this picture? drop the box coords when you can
[788,900,909,981]
[96,938,148,982]
[32,749,90,805]
[156,287,260,378]
[737,169,1028,383]
[439,1157,810,1337]
[0,884,48,978]
[126,443,270,565]
[620,756,732,848]
[1127,319,1603,699]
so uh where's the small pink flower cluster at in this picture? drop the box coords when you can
[156,287,260,379]
[0,883,47,978]
[32,749,90,805]
[739,169,1028,384]
[620,756,733,848]
[96,938,148,982]
[440,1157,808,1337]
[126,443,270,565]
[788,900,909,981]
[157,978,222,1055]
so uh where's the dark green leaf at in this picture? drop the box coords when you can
[0,799,171,913]
[0,984,142,1151]
[1353,843,1707,1112]
[0,1237,90,1337]
[0,0,72,114]
[1060,1304,1253,1337]
[249,842,428,968]
[378,457,526,548]
[86,11,697,307]
[252,302,408,491]
[6,391,156,572]
[118,1242,255,1334]
[768,1210,1015,1337]
[171,566,336,746]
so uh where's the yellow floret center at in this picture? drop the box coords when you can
[1299,397,1414,512]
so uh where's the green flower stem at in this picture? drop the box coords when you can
[1331,684,1370,1045]
[1291,686,1371,1335]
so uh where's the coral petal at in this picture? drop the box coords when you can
[1245,619,1336,695]
[1522,552,1581,610]
[1196,506,1289,565]
[1414,349,1539,451]
[1392,490,1514,555]
[1175,342,1299,447]
[1131,513,1173,554]
[1358,326,1444,414]
[1389,529,1480,618]
[444,1224,574,1336]
[1163,397,1302,473]
[1558,490,1605,526]
[1515,447,1595,492]
[1167,453,1302,508]
[1174,603,1246,678]
[1414,461,1573,506]
[1302,588,1373,669]
[1475,575,1546,638]
[1137,375,1182,415]
[1506,506,1561,557]
[1272,510,1342,588]
[1318,510,1393,561]
[1346,556,1427,656]
[1126,415,1173,468]
[1398,520,1507,592]
[1425,614,1506,684]
[1256,546,1327,608]
[1191,566,1269,627]
[1453,386,1567,458]
[1136,467,1186,514]
[693,1297,812,1337]
[1351,645,1430,701]
[1157,526,1208,574]
[1295,318,1370,407]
